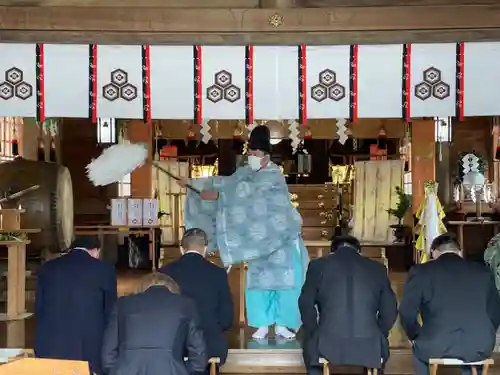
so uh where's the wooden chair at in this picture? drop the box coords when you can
[319,357,380,375]
[184,356,220,375]
[209,357,220,375]
[429,358,494,375]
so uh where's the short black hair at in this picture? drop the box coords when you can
[70,236,101,250]
[330,235,361,252]
[181,228,208,250]
[430,232,459,251]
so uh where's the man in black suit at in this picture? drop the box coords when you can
[299,235,397,375]
[102,272,207,375]
[399,232,500,375]
[161,228,234,372]
[35,236,117,375]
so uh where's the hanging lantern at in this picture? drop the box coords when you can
[377,127,387,150]
[97,118,116,146]
[297,151,312,175]
[435,117,452,162]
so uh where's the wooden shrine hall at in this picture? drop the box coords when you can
[2,0,500,373]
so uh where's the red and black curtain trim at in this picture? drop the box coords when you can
[298,45,307,125]
[402,44,411,121]
[193,46,202,126]
[88,44,98,123]
[36,43,45,124]
[245,45,254,125]
[349,45,358,123]
[141,45,152,124]
[455,42,465,121]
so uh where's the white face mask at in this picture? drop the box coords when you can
[248,155,262,171]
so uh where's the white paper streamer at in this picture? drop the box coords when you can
[200,119,211,144]
[461,153,479,175]
[288,120,300,154]
[86,143,148,186]
[336,118,347,145]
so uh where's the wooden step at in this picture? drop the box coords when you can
[301,216,333,227]
[288,184,329,193]
[292,191,337,201]
[302,227,334,241]
[221,348,415,374]
[296,201,336,210]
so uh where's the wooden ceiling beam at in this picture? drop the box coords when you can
[1,5,500,32]
[1,5,500,44]
[3,29,500,45]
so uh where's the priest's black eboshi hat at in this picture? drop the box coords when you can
[248,125,271,154]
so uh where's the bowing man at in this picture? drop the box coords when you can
[102,273,207,375]
[161,228,234,371]
[299,235,397,375]
[35,236,117,375]
[399,233,500,375]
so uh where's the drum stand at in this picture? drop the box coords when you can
[0,208,40,348]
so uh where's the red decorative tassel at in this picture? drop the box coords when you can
[377,127,387,150]
[304,128,312,140]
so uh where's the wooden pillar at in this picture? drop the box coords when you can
[19,118,38,161]
[436,142,452,206]
[411,119,436,213]
[128,121,152,198]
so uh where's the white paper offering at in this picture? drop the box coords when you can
[110,198,127,226]
[127,199,143,226]
[142,199,159,226]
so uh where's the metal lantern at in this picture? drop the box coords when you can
[97,118,117,146]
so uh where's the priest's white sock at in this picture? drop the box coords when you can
[252,326,269,339]
[275,325,296,339]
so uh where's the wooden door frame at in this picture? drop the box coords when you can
[1,5,500,45]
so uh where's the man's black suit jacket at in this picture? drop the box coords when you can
[161,253,234,363]
[399,253,500,363]
[299,247,398,370]
[35,249,117,375]
[101,286,207,375]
